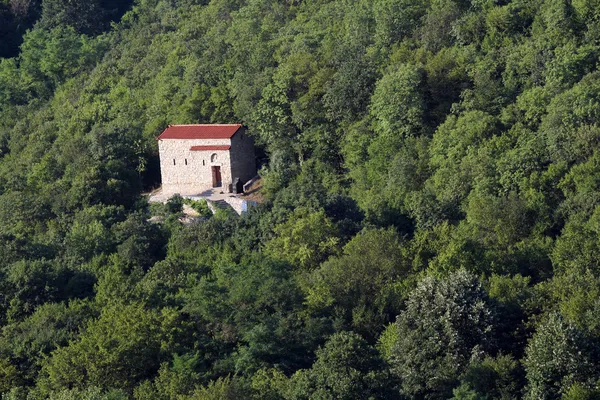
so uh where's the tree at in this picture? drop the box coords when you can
[263,207,339,269]
[304,227,410,338]
[542,72,600,166]
[38,304,188,393]
[373,0,429,48]
[285,332,396,399]
[0,0,41,58]
[387,269,497,399]
[524,312,600,400]
[0,259,74,322]
[425,110,498,221]
[48,386,128,400]
[39,0,105,35]
[370,64,425,141]
[0,300,96,386]
[454,355,523,400]
[133,354,201,400]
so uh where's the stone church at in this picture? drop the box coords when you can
[157,124,256,194]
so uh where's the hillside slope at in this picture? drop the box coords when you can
[1,0,600,398]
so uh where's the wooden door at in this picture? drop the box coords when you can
[212,166,222,187]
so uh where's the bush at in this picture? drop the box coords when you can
[166,194,184,214]
[183,198,212,219]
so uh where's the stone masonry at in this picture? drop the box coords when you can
[157,125,256,195]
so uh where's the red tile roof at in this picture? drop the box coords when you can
[157,124,242,140]
[190,145,231,151]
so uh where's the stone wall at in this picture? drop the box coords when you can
[158,138,232,194]
[223,196,259,215]
[158,128,257,195]
[243,175,260,192]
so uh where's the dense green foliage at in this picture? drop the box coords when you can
[0,0,133,58]
[2,0,600,398]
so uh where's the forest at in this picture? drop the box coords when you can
[1,0,600,398]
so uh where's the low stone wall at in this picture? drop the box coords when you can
[243,175,260,192]
[223,197,258,215]
[148,187,257,216]
[205,200,219,214]
[160,184,213,197]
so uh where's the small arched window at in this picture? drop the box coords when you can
[211,153,218,163]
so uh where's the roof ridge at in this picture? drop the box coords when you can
[156,124,243,140]
[170,124,241,126]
